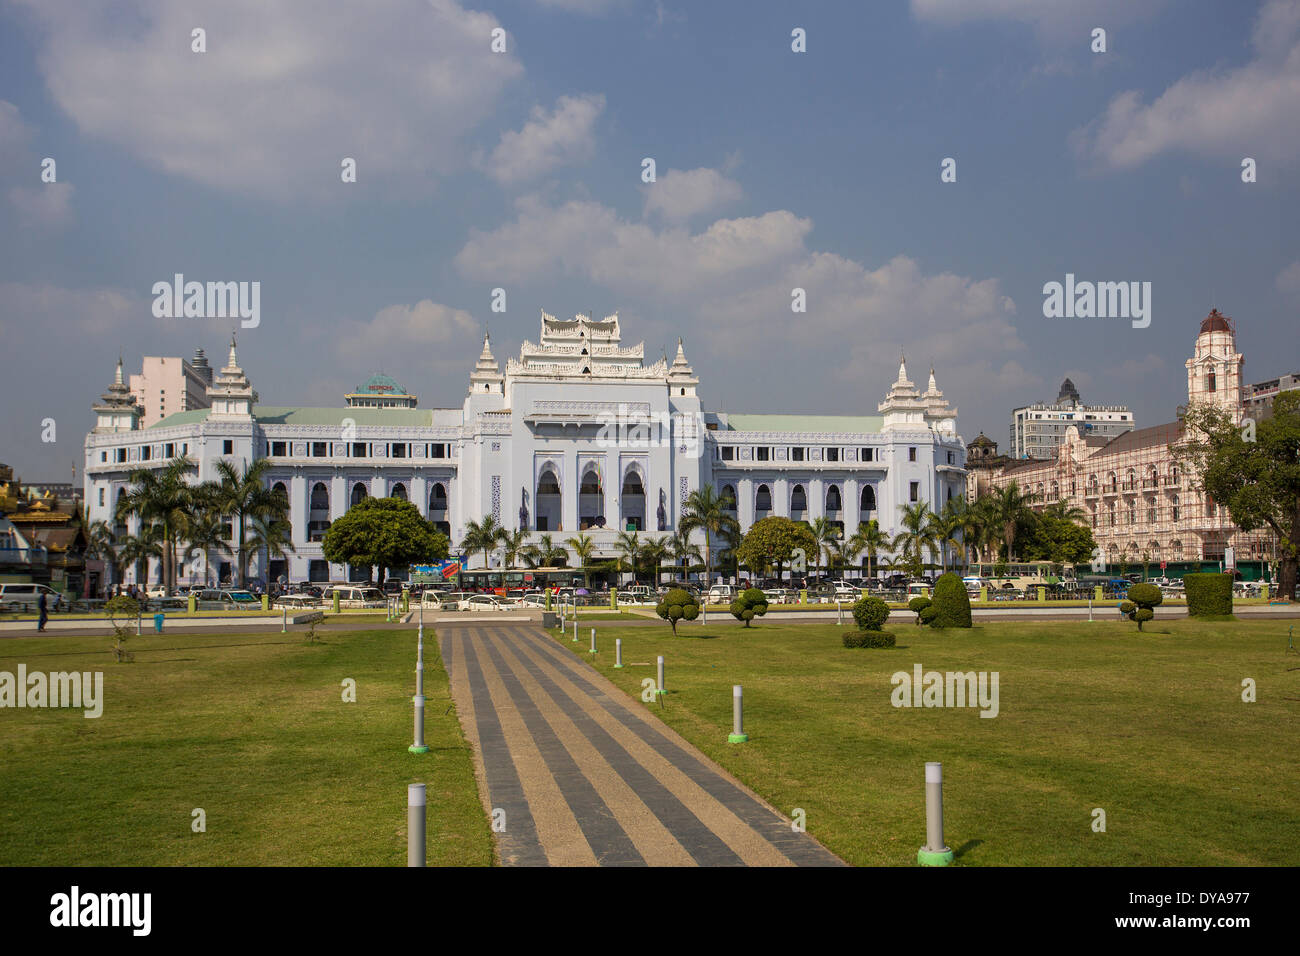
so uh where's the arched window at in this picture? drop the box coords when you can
[351,483,367,506]
[620,469,646,532]
[826,485,842,512]
[536,468,561,532]
[790,484,807,513]
[755,484,772,513]
[272,481,287,497]
[310,482,329,511]
[391,483,407,501]
[1050,480,1059,499]
[861,485,876,511]
[579,469,602,495]
[1108,472,1117,493]
[429,483,447,510]
[721,485,737,511]
[1208,371,1216,392]
[1171,494,1180,521]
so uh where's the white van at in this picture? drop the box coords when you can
[0,583,65,612]
[707,584,737,603]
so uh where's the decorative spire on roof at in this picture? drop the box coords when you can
[92,357,142,433]
[208,331,257,420]
[667,336,699,392]
[469,330,504,396]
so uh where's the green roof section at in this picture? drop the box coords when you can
[254,406,433,427]
[149,409,210,429]
[723,414,883,434]
[351,373,408,395]
[150,406,436,428]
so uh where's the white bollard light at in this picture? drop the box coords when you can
[728,684,748,743]
[918,762,954,866]
[656,655,666,696]
[407,784,426,867]
[614,638,624,668]
[590,627,597,655]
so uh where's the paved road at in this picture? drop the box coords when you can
[440,621,842,867]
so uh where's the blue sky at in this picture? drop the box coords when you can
[1,0,1297,480]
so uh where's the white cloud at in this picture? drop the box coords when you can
[0,282,138,338]
[455,194,1022,411]
[338,299,479,366]
[8,183,75,228]
[1071,0,1300,170]
[911,0,1161,39]
[482,94,605,185]
[643,167,743,221]
[1277,259,1300,297]
[12,0,523,199]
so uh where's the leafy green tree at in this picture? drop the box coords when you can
[565,533,595,587]
[1021,513,1097,565]
[183,513,230,588]
[325,497,449,585]
[730,587,768,627]
[928,572,972,628]
[667,528,702,582]
[907,595,932,624]
[119,523,165,588]
[1179,392,1300,599]
[851,594,891,631]
[736,516,817,584]
[615,529,641,583]
[655,587,700,636]
[679,485,740,590]
[247,514,296,585]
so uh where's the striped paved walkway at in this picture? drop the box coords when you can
[440,622,843,867]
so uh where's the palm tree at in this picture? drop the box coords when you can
[639,535,670,587]
[849,518,891,584]
[115,455,197,594]
[989,482,1037,562]
[615,530,641,584]
[119,523,165,589]
[461,516,507,571]
[667,528,702,583]
[678,485,740,590]
[1041,499,1087,524]
[809,516,840,582]
[895,501,936,577]
[247,515,296,586]
[924,502,966,574]
[529,533,568,568]
[502,529,530,570]
[565,533,596,587]
[210,458,286,587]
[183,512,231,588]
[967,496,1000,564]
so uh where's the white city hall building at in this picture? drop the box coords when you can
[83,312,966,586]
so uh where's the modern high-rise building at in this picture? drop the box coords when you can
[1010,379,1134,460]
[127,349,214,428]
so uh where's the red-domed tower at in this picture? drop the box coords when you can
[1185,309,1244,424]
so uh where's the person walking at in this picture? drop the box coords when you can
[37,591,48,632]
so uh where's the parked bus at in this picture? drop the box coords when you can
[968,561,1077,592]
[454,568,584,595]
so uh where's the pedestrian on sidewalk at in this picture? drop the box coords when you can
[37,592,48,632]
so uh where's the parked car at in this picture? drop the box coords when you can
[437,591,476,610]
[275,594,321,609]
[382,579,406,595]
[322,585,387,609]
[0,583,66,612]
[707,584,737,603]
[833,583,859,602]
[762,587,793,605]
[462,594,507,611]
[195,588,263,611]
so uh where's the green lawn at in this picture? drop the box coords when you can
[0,628,492,866]
[550,616,1300,866]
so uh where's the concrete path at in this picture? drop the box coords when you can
[440,621,843,867]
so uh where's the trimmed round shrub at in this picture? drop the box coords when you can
[927,572,972,628]
[842,631,865,648]
[1123,582,1163,631]
[656,588,700,635]
[730,587,769,627]
[1184,573,1234,617]
[851,595,891,632]
[862,630,896,648]
[919,605,938,625]
[907,596,932,624]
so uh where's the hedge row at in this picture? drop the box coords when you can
[1184,573,1234,617]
